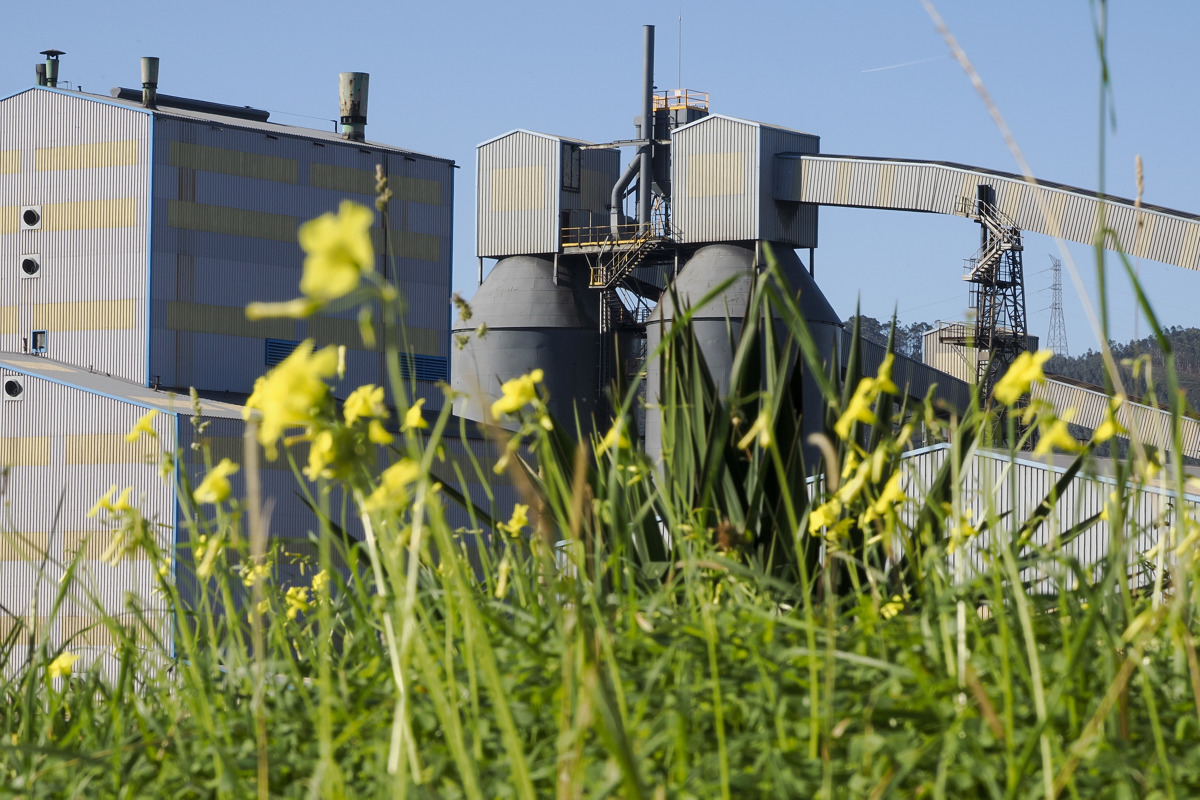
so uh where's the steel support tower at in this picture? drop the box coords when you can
[941,184,1030,401]
[1045,255,1069,356]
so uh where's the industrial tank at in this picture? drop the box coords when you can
[643,242,842,466]
[451,255,599,430]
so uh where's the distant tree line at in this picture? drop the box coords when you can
[844,315,934,360]
[1045,325,1200,413]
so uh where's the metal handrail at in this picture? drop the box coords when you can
[653,89,709,112]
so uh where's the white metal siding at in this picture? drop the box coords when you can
[672,116,759,244]
[476,131,559,258]
[0,89,151,383]
[799,154,1200,272]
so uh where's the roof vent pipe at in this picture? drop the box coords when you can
[34,63,46,87]
[141,57,159,108]
[638,25,654,229]
[40,49,64,88]
[339,72,369,142]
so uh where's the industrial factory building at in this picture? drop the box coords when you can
[0,54,457,654]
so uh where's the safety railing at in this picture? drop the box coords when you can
[654,89,709,112]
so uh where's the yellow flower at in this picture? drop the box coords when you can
[312,570,330,594]
[285,586,311,620]
[47,652,80,680]
[861,472,906,525]
[125,409,159,443]
[500,503,530,537]
[1093,395,1127,444]
[298,201,375,303]
[88,485,135,517]
[808,498,842,534]
[598,421,632,455]
[241,562,270,588]
[835,378,878,439]
[344,384,388,426]
[244,340,340,459]
[1034,416,1082,455]
[363,458,421,513]
[304,430,337,482]
[873,353,899,395]
[993,349,1052,406]
[402,398,428,431]
[491,369,544,418]
[880,595,904,620]
[368,419,394,444]
[194,458,240,504]
[736,412,772,450]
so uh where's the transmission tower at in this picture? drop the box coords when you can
[1045,256,1069,357]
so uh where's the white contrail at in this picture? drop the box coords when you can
[861,54,947,73]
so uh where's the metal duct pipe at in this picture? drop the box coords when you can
[40,49,63,88]
[339,72,369,141]
[35,64,46,87]
[141,57,160,108]
[610,151,644,238]
[638,25,655,229]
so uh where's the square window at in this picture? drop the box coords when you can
[31,330,47,353]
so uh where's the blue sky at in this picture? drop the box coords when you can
[4,1,1197,353]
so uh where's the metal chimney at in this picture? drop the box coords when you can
[35,63,46,87]
[638,26,655,229]
[40,49,64,88]
[338,72,369,142]
[141,57,160,108]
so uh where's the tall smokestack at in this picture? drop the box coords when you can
[40,49,64,88]
[339,72,369,142]
[638,25,655,229]
[141,57,160,108]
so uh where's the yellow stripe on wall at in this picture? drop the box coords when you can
[310,163,442,205]
[170,141,298,184]
[64,433,161,465]
[688,153,745,198]
[0,617,46,646]
[0,532,49,561]
[43,199,138,230]
[490,166,545,211]
[35,139,139,171]
[166,302,298,340]
[0,437,51,467]
[33,299,137,332]
[0,306,17,335]
[0,150,18,174]
[369,228,442,262]
[0,206,13,234]
[307,314,441,355]
[168,200,297,242]
[63,530,150,561]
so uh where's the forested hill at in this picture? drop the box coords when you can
[1045,326,1200,413]
[845,314,1200,413]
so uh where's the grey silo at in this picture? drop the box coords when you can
[451,255,599,430]
[643,243,841,467]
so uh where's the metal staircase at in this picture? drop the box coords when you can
[948,185,1029,402]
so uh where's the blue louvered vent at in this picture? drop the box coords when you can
[265,338,301,367]
[400,354,448,382]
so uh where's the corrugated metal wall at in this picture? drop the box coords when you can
[0,370,175,658]
[758,125,819,247]
[798,154,1200,272]
[671,116,759,244]
[922,324,978,384]
[1031,377,1200,457]
[0,89,151,383]
[150,117,452,402]
[898,445,1194,589]
[476,131,560,258]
